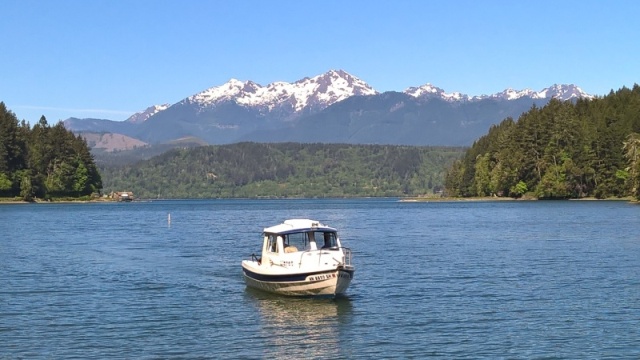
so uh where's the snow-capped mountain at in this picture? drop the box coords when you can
[487,89,536,100]
[183,69,378,114]
[132,71,593,123]
[532,84,593,101]
[403,83,468,101]
[404,83,593,102]
[65,69,598,149]
[126,104,170,124]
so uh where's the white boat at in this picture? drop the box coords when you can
[241,219,355,297]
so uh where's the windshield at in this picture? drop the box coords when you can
[267,231,339,253]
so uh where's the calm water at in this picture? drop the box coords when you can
[1,199,639,358]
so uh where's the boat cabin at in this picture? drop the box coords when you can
[259,219,342,263]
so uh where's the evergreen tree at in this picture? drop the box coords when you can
[445,84,640,200]
[0,104,102,199]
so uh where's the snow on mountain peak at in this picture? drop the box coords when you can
[405,83,593,102]
[405,83,443,96]
[126,104,170,123]
[485,88,538,101]
[538,84,593,101]
[187,78,253,105]
[185,69,378,112]
[134,72,593,122]
[404,84,470,101]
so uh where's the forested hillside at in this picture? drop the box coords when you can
[0,103,102,200]
[101,143,464,198]
[445,85,640,200]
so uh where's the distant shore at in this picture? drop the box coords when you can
[2,196,636,204]
[399,196,636,202]
[0,198,116,204]
[399,196,525,202]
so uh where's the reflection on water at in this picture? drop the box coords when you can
[245,288,353,359]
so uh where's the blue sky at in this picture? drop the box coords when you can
[2,0,638,123]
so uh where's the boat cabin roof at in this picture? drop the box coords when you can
[263,218,337,236]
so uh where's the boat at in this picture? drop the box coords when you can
[241,219,355,297]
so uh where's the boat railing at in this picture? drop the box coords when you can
[298,249,327,268]
[341,247,352,267]
[297,247,353,268]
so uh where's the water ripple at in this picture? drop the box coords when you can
[1,200,640,358]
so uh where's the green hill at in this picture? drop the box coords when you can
[100,142,464,199]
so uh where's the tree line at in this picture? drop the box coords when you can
[101,142,464,198]
[444,85,640,200]
[0,102,102,201]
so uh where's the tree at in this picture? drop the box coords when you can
[444,84,640,199]
[0,172,12,195]
[0,104,103,199]
[511,181,528,198]
[474,153,492,196]
[19,172,34,202]
[622,132,640,198]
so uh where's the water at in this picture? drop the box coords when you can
[1,199,639,358]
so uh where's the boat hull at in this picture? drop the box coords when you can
[242,265,354,297]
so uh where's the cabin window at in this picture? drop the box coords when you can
[320,232,338,249]
[285,232,312,252]
[267,235,278,253]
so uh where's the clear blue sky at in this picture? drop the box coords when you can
[2,0,638,123]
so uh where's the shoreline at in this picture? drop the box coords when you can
[399,196,636,202]
[0,198,116,204]
[2,196,636,204]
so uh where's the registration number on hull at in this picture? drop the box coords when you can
[308,273,336,281]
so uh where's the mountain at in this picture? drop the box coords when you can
[64,70,594,148]
[63,117,137,134]
[185,69,377,115]
[118,70,378,144]
[404,83,592,102]
[63,104,171,131]
[126,104,170,124]
[238,92,552,146]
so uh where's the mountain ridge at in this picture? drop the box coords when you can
[63,69,595,149]
[404,83,591,102]
[126,104,170,123]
